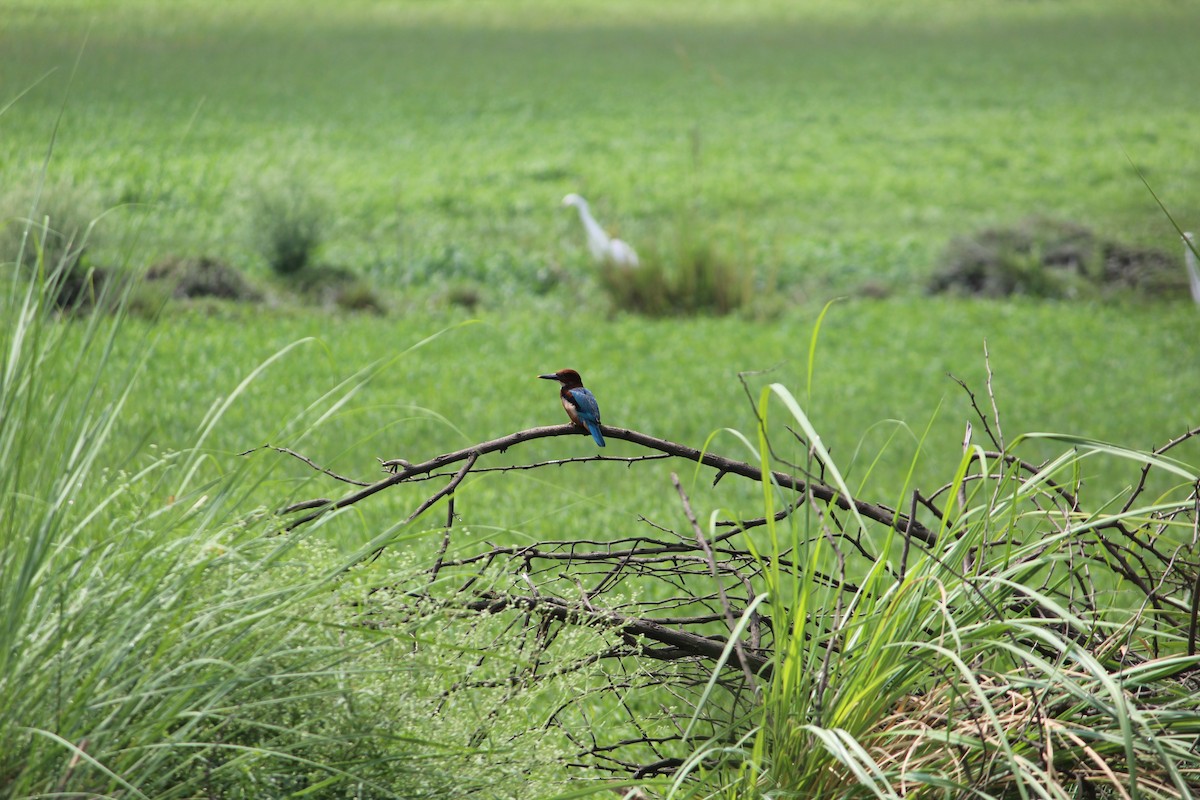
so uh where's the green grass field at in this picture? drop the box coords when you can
[3,0,1199,295]
[4,1,1200,797]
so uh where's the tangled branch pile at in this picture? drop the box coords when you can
[275,388,1200,797]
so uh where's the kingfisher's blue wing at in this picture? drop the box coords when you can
[566,387,605,447]
[566,387,601,425]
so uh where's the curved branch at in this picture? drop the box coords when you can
[282,424,935,543]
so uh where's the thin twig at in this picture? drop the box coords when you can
[428,495,457,586]
[241,443,371,486]
[672,473,761,691]
[948,373,1001,451]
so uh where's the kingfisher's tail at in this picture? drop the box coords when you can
[585,421,605,447]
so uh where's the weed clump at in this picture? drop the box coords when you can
[929,216,1180,298]
[146,255,262,302]
[244,177,384,312]
[599,240,751,316]
[290,263,385,313]
[0,179,114,311]
[0,179,99,269]
[440,282,483,311]
[248,175,327,277]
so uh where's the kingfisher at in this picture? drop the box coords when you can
[538,368,605,447]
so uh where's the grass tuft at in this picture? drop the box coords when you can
[0,178,115,311]
[599,233,751,317]
[248,174,327,277]
[674,382,1200,798]
[0,214,483,796]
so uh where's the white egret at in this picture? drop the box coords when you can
[1184,232,1200,305]
[562,193,640,268]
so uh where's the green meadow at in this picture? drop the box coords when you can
[3,1,1200,797]
[4,0,1199,293]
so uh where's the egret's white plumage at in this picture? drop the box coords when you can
[1185,232,1200,305]
[562,193,639,268]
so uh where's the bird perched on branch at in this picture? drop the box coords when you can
[538,368,605,447]
[1183,232,1200,306]
[562,193,640,268]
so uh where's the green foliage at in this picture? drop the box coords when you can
[0,178,100,272]
[248,174,327,277]
[244,177,389,311]
[600,237,751,317]
[0,178,115,310]
[287,263,384,312]
[929,216,1182,299]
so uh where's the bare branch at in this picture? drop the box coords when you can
[461,590,773,678]
[1121,425,1200,514]
[672,473,759,692]
[282,424,935,544]
[370,451,477,561]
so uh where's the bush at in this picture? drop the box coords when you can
[599,237,751,316]
[0,179,100,270]
[0,179,113,311]
[289,263,384,313]
[146,255,263,301]
[929,216,1181,298]
[248,175,327,276]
